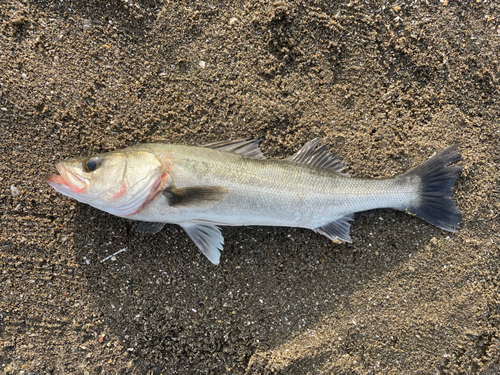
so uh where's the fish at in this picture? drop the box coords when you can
[45,138,461,264]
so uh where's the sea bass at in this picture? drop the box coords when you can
[45,138,461,264]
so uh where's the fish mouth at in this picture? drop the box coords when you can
[45,164,88,194]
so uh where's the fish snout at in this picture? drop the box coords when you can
[46,163,88,194]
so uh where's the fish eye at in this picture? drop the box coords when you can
[83,157,101,172]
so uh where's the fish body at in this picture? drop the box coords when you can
[46,139,461,264]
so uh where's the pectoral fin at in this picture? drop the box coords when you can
[180,223,224,265]
[163,186,228,207]
[313,213,354,242]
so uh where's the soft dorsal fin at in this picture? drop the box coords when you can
[287,138,348,176]
[202,138,265,159]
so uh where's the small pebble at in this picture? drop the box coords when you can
[10,185,19,197]
[83,19,92,30]
[199,61,206,69]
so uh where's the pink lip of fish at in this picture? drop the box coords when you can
[46,164,88,194]
[45,138,462,265]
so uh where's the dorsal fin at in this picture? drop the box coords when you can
[202,138,265,159]
[287,138,348,176]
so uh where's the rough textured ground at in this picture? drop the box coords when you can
[1,0,499,373]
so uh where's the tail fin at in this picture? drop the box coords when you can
[401,145,462,232]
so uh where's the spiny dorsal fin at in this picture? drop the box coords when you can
[202,138,265,159]
[180,223,224,265]
[287,138,348,176]
[313,213,354,242]
[163,186,229,207]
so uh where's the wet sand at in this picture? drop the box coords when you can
[1,0,499,373]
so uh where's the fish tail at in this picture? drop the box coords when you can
[401,145,462,232]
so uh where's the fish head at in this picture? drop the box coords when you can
[45,147,170,217]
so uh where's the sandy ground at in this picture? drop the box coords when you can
[1,0,499,373]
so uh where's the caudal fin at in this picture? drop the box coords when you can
[402,145,462,232]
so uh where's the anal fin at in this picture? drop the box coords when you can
[180,223,224,265]
[313,213,354,242]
